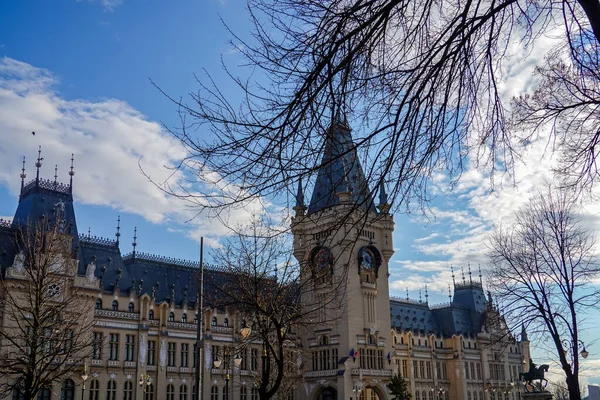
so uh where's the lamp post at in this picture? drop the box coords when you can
[430,386,444,400]
[81,362,89,400]
[139,373,152,398]
[561,339,589,359]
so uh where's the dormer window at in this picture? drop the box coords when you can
[95,299,102,310]
[211,317,217,327]
[149,310,154,320]
[169,312,175,322]
[112,300,118,311]
[128,302,134,313]
[182,314,187,323]
[224,318,229,327]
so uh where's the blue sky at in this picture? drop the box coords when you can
[0,0,598,386]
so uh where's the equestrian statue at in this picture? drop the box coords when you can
[519,359,549,391]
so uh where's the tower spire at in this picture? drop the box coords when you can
[461,265,466,284]
[20,156,26,189]
[35,146,43,184]
[451,265,456,286]
[468,262,472,284]
[378,180,388,206]
[448,284,452,302]
[68,154,75,193]
[478,264,483,285]
[132,227,137,257]
[115,215,121,246]
[293,177,306,216]
[54,165,58,187]
[425,284,429,304]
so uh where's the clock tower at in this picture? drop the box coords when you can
[292,116,395,400]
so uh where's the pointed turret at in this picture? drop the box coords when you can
[293,178,306,216]
[520,323,528,342]
[307,116,376,214]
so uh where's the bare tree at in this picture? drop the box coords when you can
[0,220,95,400]
[156,0,600,217]
[206,216,343,400]
[488,188,600,400]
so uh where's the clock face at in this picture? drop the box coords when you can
[313,247,332,270]
[361,248,374,270]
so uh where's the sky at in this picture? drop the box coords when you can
[0,0,598,387]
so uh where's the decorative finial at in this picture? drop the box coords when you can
[115,215,121,246]
[378,180,388,205]
[35,146,43,183]
[406,287,409,301]
[448,284,452,301]
[54,164,58,187]
[68,154,75,193]
[520,323,528,342]
[478,264,483,285]
[451,265,456,286]
[419,289,422,303]
[295,177,305,209]
[20,156,27,189]
[461,265,466,284]
[87,227,91,238]
[425,284,429,304]
[468,262,472,284]
[132,227,137,256]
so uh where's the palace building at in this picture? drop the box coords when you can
[0,118,530,400]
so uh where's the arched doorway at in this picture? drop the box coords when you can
[316,387,337,400]
[358,385,386,400]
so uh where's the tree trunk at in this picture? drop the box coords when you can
[577,0,600,45]
[566,372,581,400]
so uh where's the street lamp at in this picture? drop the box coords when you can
[139,374,152,394]
[81,362,89,400]
[561,339,589,359]
[430,386,444,399]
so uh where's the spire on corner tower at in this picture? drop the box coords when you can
[68,154,75,193]
[293,177,306,216]
[378,181,388,206]
[451,265,456,286]
[115,215,121,246]
[520,323,528,342]
[35,146,43,183]
[132,227,137,257]
[20,157,26,189]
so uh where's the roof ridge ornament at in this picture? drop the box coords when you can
[115,215,121,247]
[68,154,75,193]
[20,156,26,189]
[293,177,306,216]
[35,146,43,184]
[132,227,138,257]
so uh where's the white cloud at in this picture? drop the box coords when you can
[0,57,263,247]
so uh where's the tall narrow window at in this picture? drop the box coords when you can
[211,317,217,326]
[108,333,119,360]
[179,385,188,400]
[125,335,135,361]
[168,342,176,367]
[148,341,156,366]
[211,386,218,400]
[169,312,175,322]
[181,343,189,367]
[95,299,102,309]
[223,318,229,327]
[89,380,99,400]
[123,381,133,400]
[112,301,118,311]
[145,384,154,400]
[182,313,187,323]
[240,387,247,400]
[107,380,116,400]
[60,379,74,400]
[149,310,154,320]
[128,302,134,312]
[92,332,103,360]
[166,384,175,400]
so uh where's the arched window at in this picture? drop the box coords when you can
[319,336,329,345]
[112,300,118,311]
[128,302,134,312]
[467,391,471,400]
[149,310,154,320]
[182,313,187,323]
[393,336,397,345]
[422,391,427,400]
[415,391,421,400]
[61,379,75,400]
[479,392,484,400]
[107,380,116,400]
[211,386,219,400]
[89,380,99,400]
[222,385,227,400]
[166,384,175,400]
[400,337,404,344]
[211,317,217,326]
[169,312,175,322]
[123,381,133,400]
[145,384,154,400]
[224,318,229,327]
[429,391,434,400]
[180,385,188,400]
[240,387,247,400]
[95,299,102,309]
[250,388,258,400]
[37,389,51,400]
[194,313,198,324]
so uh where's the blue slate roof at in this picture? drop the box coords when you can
[390,282,489,337]
[307,119,377,215]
